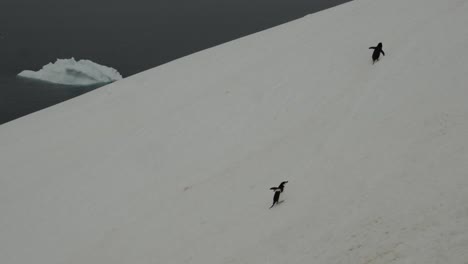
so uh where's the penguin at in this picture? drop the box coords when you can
[270,187,282,208]
[369,42,385,64]
[269,181,288,208]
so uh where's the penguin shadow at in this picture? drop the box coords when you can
[271,200,285,206]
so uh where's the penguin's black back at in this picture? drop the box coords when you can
[372,44,383,61]
[273,190,281,202]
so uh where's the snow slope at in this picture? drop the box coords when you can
[1,0,468,263]
[17,58,122,85]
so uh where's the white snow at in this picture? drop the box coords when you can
[17,58,122,86]
[2,0,468,263]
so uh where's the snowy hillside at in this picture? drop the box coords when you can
[1,0,468,263]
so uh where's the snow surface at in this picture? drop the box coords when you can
[2,0,468,263]
[17,58,122,86]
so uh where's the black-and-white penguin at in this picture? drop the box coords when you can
[369,42,385,64]
[269,181,288,208]
[270,187,282,208]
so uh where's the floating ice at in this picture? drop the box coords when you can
[18,58,122,86]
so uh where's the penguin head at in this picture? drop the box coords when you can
[377,42,382,47]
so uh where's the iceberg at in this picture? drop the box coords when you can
[18,58,122,86]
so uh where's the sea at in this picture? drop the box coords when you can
[0,0,351,125]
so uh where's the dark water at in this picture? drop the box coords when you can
[0,0,351,125]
